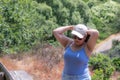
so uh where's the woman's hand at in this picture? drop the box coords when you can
[86,29,99,54]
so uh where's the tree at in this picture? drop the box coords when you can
[90,1,120,39]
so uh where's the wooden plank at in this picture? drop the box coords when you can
[0,62,14,80]
[9,70,33,80]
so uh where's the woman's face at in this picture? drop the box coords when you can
[73,35,86,46]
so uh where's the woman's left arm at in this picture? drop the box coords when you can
[86,29,99,53]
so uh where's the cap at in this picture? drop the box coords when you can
[71,24,88,38]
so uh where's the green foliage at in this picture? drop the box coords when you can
[36,0,92,25]
[82,0,89,3]
[89,54,115,79]
[0,0,57,53]
[112,0,120,3]
[92,69,104,80]
[87,0,109,8]
[0,0,120,53]
[102,40,120,75]
[112,57,120,71]
[110,9,120,32]
[90,1,120,39]
[106,40,120,71]
[108,40,120,58]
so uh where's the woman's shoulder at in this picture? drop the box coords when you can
[65,39,73,48]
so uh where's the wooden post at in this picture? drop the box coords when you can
[0,62,14,80]
[0,62,33,80]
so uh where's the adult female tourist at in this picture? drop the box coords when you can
[53,24,99,80]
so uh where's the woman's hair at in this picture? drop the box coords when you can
[85,34,90,42]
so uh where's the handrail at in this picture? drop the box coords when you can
[0,62,14,80]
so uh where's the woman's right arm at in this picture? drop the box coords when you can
[53,26,73,47]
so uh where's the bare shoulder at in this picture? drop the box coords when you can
[60,35,73,47]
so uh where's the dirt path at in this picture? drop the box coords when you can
[94,33,120,53]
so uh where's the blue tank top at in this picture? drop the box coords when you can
[63,45,89,75]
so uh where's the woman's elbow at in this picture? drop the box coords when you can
[94,30,99,38]
[53,29,60,38]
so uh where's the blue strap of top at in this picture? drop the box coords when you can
[63,45,89,75]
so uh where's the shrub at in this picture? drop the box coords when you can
[92,69,104,80]
[107,40,120,58]
[0,0,57,53]
[112,57,120,71]
[89,54,115,80]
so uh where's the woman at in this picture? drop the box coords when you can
[53,24,99,80]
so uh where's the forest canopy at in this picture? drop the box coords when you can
[0,0,120,53]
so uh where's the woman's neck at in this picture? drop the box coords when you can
[70,42,84,51]
[73,41,84,47]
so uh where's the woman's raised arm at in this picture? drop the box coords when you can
[53,26,73,47]
[86,29,99,53]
